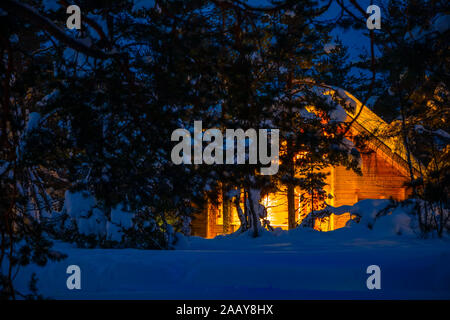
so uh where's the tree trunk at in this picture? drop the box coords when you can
[222,186,231,234]
[247,188,259,238]
[286,127,297,230]
[287,183,296,229]
[234,190,247,232]
[399,102,416,196]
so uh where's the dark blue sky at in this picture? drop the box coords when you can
[248,0,377,61]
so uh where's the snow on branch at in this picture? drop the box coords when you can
[1,0,123,60]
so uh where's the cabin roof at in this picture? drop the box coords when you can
[338,90,421,177]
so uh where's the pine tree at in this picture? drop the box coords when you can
[337,0,449,236]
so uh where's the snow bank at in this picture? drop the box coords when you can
[14,223,450,299]
[14,197,446,299]
[347,199,419,237]
[178,199,431,253]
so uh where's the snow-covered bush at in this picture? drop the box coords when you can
[345,199,421,237]
[48,191,177,249]
[310,198,448,238]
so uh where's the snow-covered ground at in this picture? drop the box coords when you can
[14,222,450,300]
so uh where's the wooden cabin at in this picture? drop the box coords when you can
[191,91,415,238]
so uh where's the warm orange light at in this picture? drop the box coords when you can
[295,151,308,160]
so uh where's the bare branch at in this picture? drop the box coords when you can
[1,0,123,60]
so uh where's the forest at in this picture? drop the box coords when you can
[0,0,448,300]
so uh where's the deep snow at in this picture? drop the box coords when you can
[13,220,450,300]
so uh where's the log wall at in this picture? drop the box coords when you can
[191,144,411,236]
